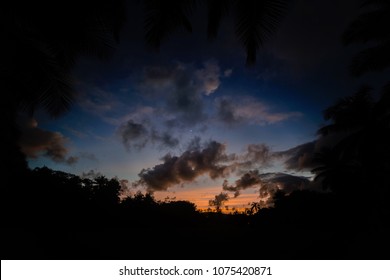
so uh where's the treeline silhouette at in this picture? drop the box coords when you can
[2,166,388,259]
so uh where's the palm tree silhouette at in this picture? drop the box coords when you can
[342,0,390,76]
[312,84,390,235]
[1,1,126,178]
[2,0,126,117]
[143,0,289,66]
[314,86,389,189]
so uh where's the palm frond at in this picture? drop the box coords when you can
[207,0,230,40]
[38,73,74,118]
[342,10,390,45]
[143,0,196,50]
[234,0,289,66]
[361,0,389,8]
[349,41,390,76]
[318,87,373,136]
[3,0,126,118]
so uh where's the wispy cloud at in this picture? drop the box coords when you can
[216,96,302,126]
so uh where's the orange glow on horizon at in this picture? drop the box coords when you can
[153,185,260,213]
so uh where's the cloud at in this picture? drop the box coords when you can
[223,143,272,174]
[133,140,234,192]
[151,129,179,149]
[118,179,133,198]
[275,134,353,172]
[216,98,237,124]
[119,179,129,189]
[261,173,310,194]
[275,141,316,171]
[209,192,229,209]
[118,120,149,150]
[216,96,302,126]
[118,119,179,151]
[138,60,226,127]
[195,60,221,95]
[222,171,311,206]
[103,106,156,127]
[76,83,119,116]
[224,69,233,77]
[81,169,102,179]
[18,118,78,165]
[241,144,271,169]
[223,170,261,197]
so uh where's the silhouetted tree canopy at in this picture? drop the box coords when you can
[2,0,126,117]
[143,0,290,66]
[343,0,390,76]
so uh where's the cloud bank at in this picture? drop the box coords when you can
[133,140,234,192]
[18,118,78,165]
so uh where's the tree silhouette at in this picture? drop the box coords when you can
[143,0,290,66]
[2,0,126,117]
[312,84,390,244]
[1,1,127,185]
[343,0,390,76]
[306,1,390,252]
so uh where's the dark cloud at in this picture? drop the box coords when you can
[64,156,79,165]
[118,179,132,198]
[230,143,272,173]
[260,172,310,194]
[194,60,221,95]
[243,144,271,166]
[131,135,316,197]
[133,140,233,192]
[151,130,179,149]
[223,170,261,197]
[223,171,311,206]
[119,179,129,190]
[275,141,316,171]
[216,96,302,126]
[257,172,311,207]
[138,60,225,127]
[118,120,149,150]
[81,169,103,179]
[209,192,229,209]
[141,60,222,96]
[118,119,179,151]
[216,98,239,125]
[259,172,312,207]
[18,118,78,165]
[276,133,354,172]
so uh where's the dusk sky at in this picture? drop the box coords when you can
[19,0,389,210]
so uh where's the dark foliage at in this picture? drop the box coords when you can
[2,166,389,259]
[343,0,390,76]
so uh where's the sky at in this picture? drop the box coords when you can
[18,0,389,211]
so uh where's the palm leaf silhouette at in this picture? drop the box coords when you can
[143,0,289,65]
[342,0,390,76]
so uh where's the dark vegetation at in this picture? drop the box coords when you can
[2,165,388,259]
[1,0,390,259]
